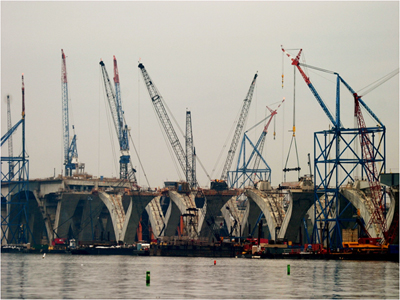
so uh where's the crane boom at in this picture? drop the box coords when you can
[6,95,14,178]
[281,46,337,127]
[138,63,188,182]
[7,95,13,158]
[113,56,129,150]
[186,111,196,188]
[220,72,258,181]
[61,49,79,176]
[252,100,284,171]
[100,58,131,179]
[61,50,70,171]
[354,95,386,238]
[336,75,387,240]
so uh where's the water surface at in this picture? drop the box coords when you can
[1,253,399,299]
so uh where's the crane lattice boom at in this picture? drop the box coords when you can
[138,63,188,182]
[100,58,131,179]
[6,95,13,158]
[113,56,129,152]
[220,72,258,181]
[355,95,387,238]
[252,99,284,172]
[61,50,70,167]
[186,111,196,188]
[61,49,79,176]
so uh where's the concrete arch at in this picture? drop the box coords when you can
[279,190,316,242]
[340,181,396,238]
[245,189,286,241]
[163,191,199,238]
[221,196,243,237]
[120,192,158,244]
[244,188,318,243]
[198,190,241,240]
[145,196,165,238]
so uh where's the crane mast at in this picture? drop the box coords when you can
[186,110,196,188]
[61,49,79,176]
[6,95,14,177]
[100,58,131,180]
[138,63,188,183]
[220,72,258,181]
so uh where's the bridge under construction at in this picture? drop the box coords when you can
[1,48,399,252]
[1,174,397,248]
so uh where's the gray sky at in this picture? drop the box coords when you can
[1,1,399,189]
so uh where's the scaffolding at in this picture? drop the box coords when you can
[1,74,35,245]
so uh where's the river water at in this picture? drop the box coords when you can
[1,253,399,299]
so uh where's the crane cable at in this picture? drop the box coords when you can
[125,120,151,188]
[357,68,399,97]
[100,67,119,177]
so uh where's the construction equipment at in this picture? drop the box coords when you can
[281,45,396,246]
[281,46,338,128]
[283,66,301,181]
[100,57,136,182]
[6,95,14,178]
[1,74,35,244]
[186,110,196,188]
[61,49,82,176]
[216,72,257,238]
[138,63,192,186]
[252,100,285,175]
[220,72,258,182]
[340,78,395,243]
[229,98,284,188]
[139,63,227,241]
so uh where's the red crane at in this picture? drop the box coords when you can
[354,94,387,240]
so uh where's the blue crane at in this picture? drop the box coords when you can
[281,46,339,128]
[228,98,284,188]
[61,49,79,177]
[100,57,133,180]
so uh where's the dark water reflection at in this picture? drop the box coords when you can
[1,253,399,299]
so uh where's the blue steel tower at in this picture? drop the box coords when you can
[1,74,34,244]
[282,46,390,248]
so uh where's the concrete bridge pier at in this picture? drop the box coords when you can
[98,191,126,242]
[340,180,396,239]
[120,191,157,244]
[145,196,165,238]
[77,194,106,242]
[198,189,241,240]
[221,196,242,237]
[1,190,46,245]
[163,191,199,239]
[278,190,315,243]
[245,189,285,241]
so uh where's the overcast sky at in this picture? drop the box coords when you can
[1,1,399,189]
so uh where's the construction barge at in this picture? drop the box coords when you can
[2,237,398,262]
